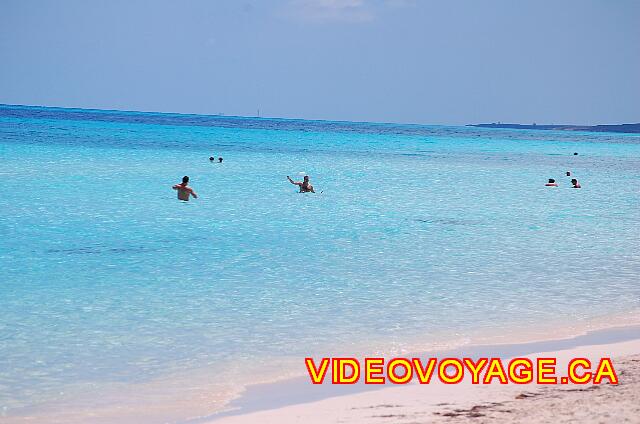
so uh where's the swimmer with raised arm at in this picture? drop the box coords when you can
[172,176,198,201]
[287,175,315,193]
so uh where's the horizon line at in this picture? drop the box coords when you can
[0,102,449,129]
[1,102,637,129]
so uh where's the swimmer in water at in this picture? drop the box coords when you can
[566,171,571,176]
[545,178,558,187]
[218,157,223,163]
[172,176,198,201]
[209,156,215,162]
[287,175,315,193]
[571,178,581,189]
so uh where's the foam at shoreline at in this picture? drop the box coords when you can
[207,321,640,423]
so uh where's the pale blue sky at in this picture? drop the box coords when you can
[1,0,638,125]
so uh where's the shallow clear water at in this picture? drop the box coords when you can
[1,105,639,420]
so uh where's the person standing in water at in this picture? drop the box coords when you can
[172,176,198,201]
[571,178,582,189]
[545,178,558,187]
[287,175,315,193]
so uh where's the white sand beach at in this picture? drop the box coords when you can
[211,330,640,424]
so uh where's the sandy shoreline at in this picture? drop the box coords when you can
[206,325,640,424]
[4,324,639,423]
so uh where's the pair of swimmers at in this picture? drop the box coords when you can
[209,156,223,163]
[546,173,581,188]
[172,175,316,201]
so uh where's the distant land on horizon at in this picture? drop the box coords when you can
[469,122,640,134]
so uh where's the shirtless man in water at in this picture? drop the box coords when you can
[172,176,198,201]
[287,175,315,193]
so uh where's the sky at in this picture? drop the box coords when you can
[1,0,639,125]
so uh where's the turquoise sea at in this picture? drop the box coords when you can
[1,104,639,422]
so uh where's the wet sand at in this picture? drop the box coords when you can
[210,328,640,424]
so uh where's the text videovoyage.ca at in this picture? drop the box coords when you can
[305,357,619,385]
